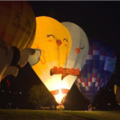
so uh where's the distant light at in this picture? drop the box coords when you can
[8,103,12,105]
[109,89,111,91]
[9,91,11,93]
[19,92,22,94]
[108,103,111,105]
[85,110,88,112]
[2,90,4,92]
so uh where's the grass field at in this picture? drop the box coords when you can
[0,109,120,120]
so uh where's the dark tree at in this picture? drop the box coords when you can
[28,84,52,108]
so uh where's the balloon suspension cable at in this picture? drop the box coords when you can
[88,103,93,111]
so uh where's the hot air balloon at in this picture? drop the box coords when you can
[61,22,89,104]
[0,1,36,50]
[29,16,72,107]
[0,37,41,88]
[114,85,120,105]
[0,1,38,82]
[29,18,89,109]
[3,48,41,77]
[75,40,116,110]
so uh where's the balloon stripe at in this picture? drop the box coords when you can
[51,89,69,95]
[51,90,59,95]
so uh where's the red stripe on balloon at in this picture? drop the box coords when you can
[51,89,69,95]
[88,50,92,54]
[51,90,59,95]
[61,89,69,94]
[93,46,100,50]
[100,51,106,55]
[96,78,100,82]
[88,78,91,82]
[85,82,88,86]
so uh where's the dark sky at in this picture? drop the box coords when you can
[1,1,120,110]
[28,1,120,53]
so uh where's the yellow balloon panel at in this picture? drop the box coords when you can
[0,1,36,50]
[31,16,72,104]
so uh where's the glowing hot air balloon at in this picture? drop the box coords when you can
[114,85,120,105]
[59,22,89,105]
[62,22,89,71]
[0,1,36,50]
[29,19,89,108]
[75,39,116,109]
[29,16,72,106]
[0,1,38,82]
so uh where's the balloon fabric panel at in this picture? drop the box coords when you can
[76,40,116,104]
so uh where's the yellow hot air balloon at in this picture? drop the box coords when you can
[114,85,120,105]
[29,16,72,106]
[0,1,36,50]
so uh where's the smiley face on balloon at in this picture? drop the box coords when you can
[62,22,89,71]
[30,16,72,70]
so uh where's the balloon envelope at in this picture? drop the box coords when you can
[30,18,89,104]
[114,85,120,105]
[3,48,41,77]
[62,22,89,71]
[0,38,13,80]
[61,22,89,102]
[29,16,72,104]
[75,40,116,104]
[0,1,36,50]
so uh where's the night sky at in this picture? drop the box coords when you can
[1,1,120,110]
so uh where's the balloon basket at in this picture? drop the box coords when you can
[56,104,65,110]
[88,104,93,111]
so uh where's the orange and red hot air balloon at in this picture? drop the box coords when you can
[0,1,36,50]
[0,1,39,83]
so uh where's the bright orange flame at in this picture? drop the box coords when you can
[53,80,69,104]
[54,88,64,104]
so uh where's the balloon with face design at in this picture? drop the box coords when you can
[62,22,89,71]
[29,16,72,105]
[61,22,89,104]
